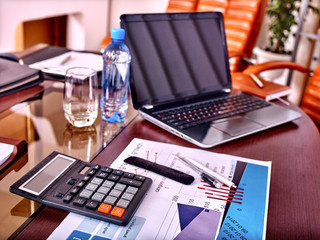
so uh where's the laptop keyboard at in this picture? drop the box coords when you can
[153,94,271,130]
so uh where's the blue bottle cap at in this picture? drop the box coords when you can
[111,28,125,40]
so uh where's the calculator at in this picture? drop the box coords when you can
[10,151,152,225]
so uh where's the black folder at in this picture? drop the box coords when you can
[0,58,43,96]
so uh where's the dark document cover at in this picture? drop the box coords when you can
[0,59,43,96]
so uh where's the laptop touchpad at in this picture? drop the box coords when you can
[211,117,264,137]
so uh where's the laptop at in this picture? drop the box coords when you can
[120,12,301,148]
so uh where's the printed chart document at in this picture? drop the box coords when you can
[48,138,271,240]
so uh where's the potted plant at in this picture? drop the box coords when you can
[254,0,319,79]
[267,0,318,54]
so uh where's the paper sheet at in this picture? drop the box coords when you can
[29,51,103,75]
[0,142,14,166]
[48,138,271,240]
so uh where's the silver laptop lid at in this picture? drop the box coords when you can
[120,12,232,109]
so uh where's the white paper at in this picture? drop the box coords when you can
[0,142,14,166]
[29,51,103,75]
[48,138,271,240]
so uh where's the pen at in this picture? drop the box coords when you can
[250,73,264,88]
[175,154,237,189]
[201,172,222,188]
[60,54,71,65]
[175,154,223,188]
[175,154,222,188]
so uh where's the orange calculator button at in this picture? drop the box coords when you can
[111,207,125,217]
[98,203,112,214]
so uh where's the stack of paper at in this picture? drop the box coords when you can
[29,52,103,76]
[0,142,14,166]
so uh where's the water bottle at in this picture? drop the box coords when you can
[100,28,131,123]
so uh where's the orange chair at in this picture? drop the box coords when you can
[166,0,198,12]
[243,61,320,128]
[195,0,267,72]
[100,0,267,72]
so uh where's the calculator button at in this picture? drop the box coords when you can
[91,192,105,202]
[79,189,94,199]
[102,180,115,188]
[101,167,113,173]
[67,178,77,185]
[87,170,96,176]
[117,199,130,209]
[96,172,108,180]
[55,192,63,198]
[134,175,146,182]
[63,194,73,203]
[85,183,99,192]
[85,200,99,210]
[123,172,135,179]
[104,196,117,205]
[126,186,138,195]
[98,203,112,214]
[111,207,125,218]
[112,170,123,176]
[82,176,91,182]
[93,165,100,171]
[90,177,103,185]
[109,189,122,198]
[119,177,142,187]
[121,192,134,201]
[97,186,110,195]
[73,197,87,207]
[70,187,80,195]
[77,181,86,188]
[114,183,126,191]
[108,174,119,182]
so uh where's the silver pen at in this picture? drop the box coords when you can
[175,154,222,188]
[250,73,264,88]
[175,154,237,189]
[60,54,71,65]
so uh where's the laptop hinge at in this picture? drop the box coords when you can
[223,88,231,93]
[143,105,154,109]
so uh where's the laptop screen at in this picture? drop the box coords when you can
[120,12,232,109]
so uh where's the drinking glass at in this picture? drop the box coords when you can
[63,67,98,127]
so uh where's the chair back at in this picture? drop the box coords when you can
[301,62,320,127]
[195,0,267,72]
[166,0,198,12]
[166,0,267,72]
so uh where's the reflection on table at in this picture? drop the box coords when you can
[0,82,137,239]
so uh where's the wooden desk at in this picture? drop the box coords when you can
[14,102,320,239]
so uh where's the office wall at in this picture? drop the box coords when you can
[108,0,169,30]
[0,0,110,52]
[0,0,168,52]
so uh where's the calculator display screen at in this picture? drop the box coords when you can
[19,155,75,195]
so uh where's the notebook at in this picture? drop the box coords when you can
[0,58,42,96]
[232,73,292,101]
[120,12,301,148]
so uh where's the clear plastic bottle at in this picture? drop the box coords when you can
[100,28,131,123]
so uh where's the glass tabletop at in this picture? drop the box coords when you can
[0,81,138,239]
